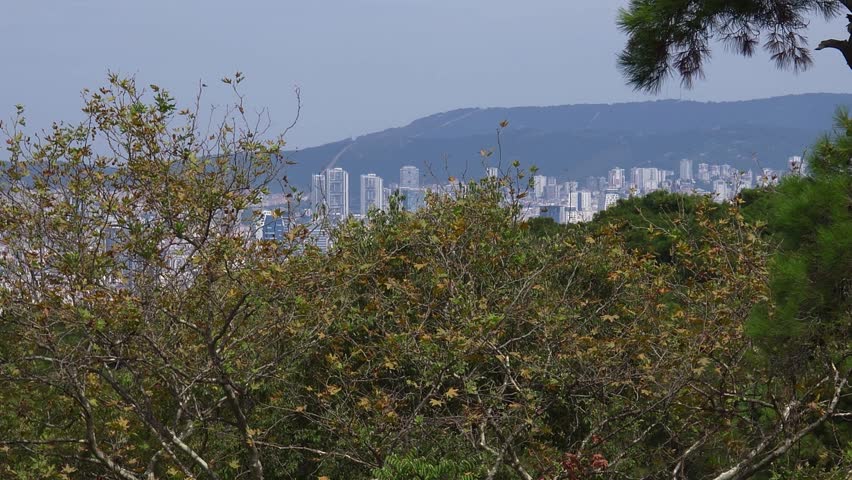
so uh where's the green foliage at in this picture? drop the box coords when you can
[372,454,483,480]
[740,110,852,478]
[525,216,571,238]
[745,110,852,350]
[590,190,726,263]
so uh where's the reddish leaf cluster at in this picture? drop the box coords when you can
[560,452,609,480]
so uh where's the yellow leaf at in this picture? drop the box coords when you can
[413,263,428,271]
[61,465,77,474]
[228,459,240,469]
[326,385,341,396]
[112,417,129,431]
[445,387,459,399]
[430,398,444,407]
[295,405,306,413]
[358,397,371,409]
[499,119,509,128]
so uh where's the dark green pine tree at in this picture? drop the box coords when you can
[618,0,852,93]
[745,110,851,352]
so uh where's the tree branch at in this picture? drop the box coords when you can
[710,366,849,480]
[816,39,852,68]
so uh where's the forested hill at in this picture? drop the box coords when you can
[282,93,852,189]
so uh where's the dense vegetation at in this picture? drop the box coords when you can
[0,76,848,480]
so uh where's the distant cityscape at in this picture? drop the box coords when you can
[255,156,803,250]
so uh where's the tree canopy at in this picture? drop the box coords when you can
[0,77,849,479]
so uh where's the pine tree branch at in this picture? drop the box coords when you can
[816,39,852,68]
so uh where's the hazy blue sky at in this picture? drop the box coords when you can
[2,0,850,148]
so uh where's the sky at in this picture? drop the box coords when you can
[2,0,850,148]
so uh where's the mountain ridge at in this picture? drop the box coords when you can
[282,93,852,192]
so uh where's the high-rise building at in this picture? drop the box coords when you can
[697,163,710,182]
[399,187,425,211]
[758,168,779,187]
[311,174,325,213]
[713,180,730,203]
[788,156,804,174]
[679,158,693,182]
[720,164,733,178]
[309,227,332,252]
[578,191,593,211]
[539,205,567,224]
[312,168,349,221]
[742,170,754,189]
[400,165,420,189]
[533,175,547,199]
[631,167,661,193]
[565,191,579,209]
[257,210,287,241]
[709,164,721,178]
[603,191,620,210]
[545,177,560,201]
[382,187,392,210]
[485,167,499,178]
[360,173,384,215]
[608,167,625,190]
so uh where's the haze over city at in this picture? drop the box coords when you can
[2,0,851,148]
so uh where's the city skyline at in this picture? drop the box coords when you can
[296,154,795,230]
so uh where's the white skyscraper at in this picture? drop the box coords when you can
[604,192,620,210]
[710,164,721,178]
[697,163,710,182]
[533,175,547,199]
[608,167,625,189]
[788,156,805,174]
[565,191,579,209]
[400,165,420,189]
[713,179,730,203]
[360,173,385,215]
[631,167,661,193]
[578,191,593,211]
[312,168,349,221]
[311,174,325,213]
[679,158,693,181]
